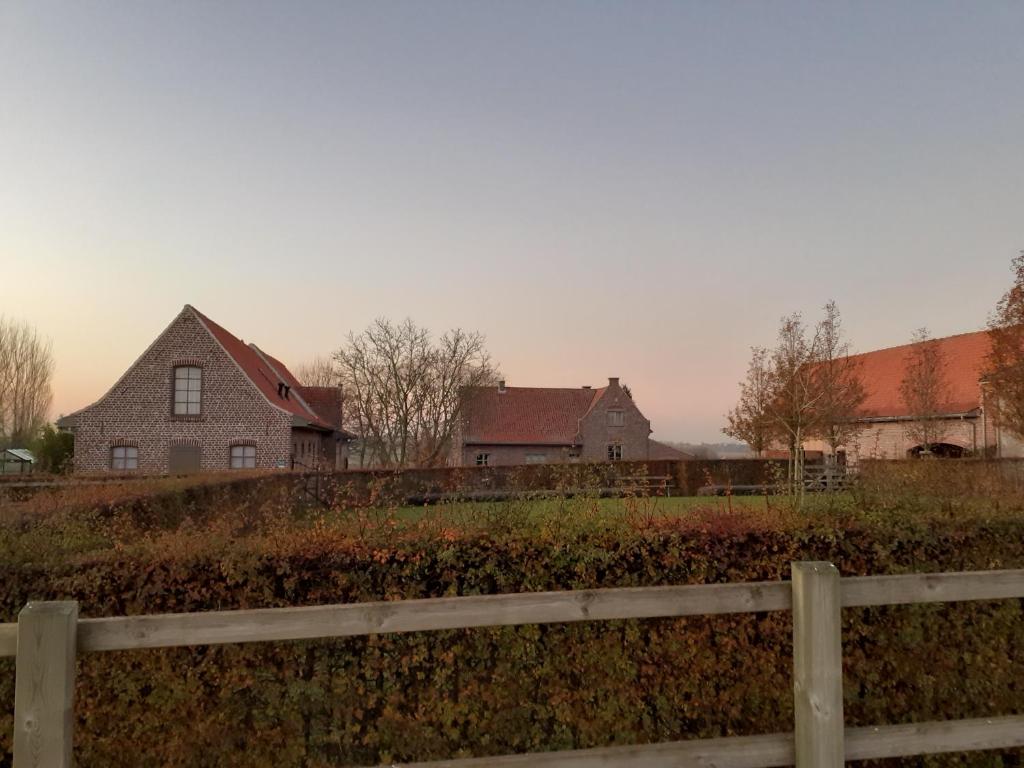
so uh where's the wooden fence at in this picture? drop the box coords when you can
[4,563,1024,767]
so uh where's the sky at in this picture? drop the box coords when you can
[1,1,1022,443]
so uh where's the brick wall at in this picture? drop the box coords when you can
[459,444,578,467]
[67,308,294,474]
[577,378,651,462]
[802,416,1011,460]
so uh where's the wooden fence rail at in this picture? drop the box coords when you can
[4,565,1024,767]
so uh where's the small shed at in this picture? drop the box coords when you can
[1,448,35,474]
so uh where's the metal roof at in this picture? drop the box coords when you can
[3,449,35,462]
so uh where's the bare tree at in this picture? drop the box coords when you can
[0,317,55,447]
[899,328,950,455]
[334,318,499,468]
[295,356,340,388]
[723,346,776,457]
[811,301,866,459]
[767,313,825,495]
[986,251,1024,442]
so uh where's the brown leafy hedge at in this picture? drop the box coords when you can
[2,513,1024,767]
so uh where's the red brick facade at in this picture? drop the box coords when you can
[60,306,348,474]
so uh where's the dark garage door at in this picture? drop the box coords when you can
[169,445,202,474]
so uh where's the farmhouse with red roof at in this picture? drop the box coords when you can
[451,377,662,466]
[802,329,1023,460]
[58,305,353,474]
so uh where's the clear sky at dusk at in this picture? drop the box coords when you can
[2,1,1022,442]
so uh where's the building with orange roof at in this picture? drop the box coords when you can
[802,330,1023,460]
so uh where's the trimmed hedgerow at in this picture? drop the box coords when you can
[2,505,1024,767]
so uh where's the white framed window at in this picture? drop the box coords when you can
[608,410,625,427]
[475,453,490,466]
[525,453,547,464]
[111,445,138,470]
[173,366,202,415]
[607,444,623,461]
[230,444,256,469]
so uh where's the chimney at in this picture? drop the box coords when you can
[609,377,619,386]
[498,380,506,394]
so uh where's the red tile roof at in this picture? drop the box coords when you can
[850,330,991,418]
[190,306,335,430]
[461,386,606,445]
[299,386,342,430]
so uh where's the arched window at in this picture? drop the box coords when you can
[173,366,202,415]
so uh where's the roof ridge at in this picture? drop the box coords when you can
[844,328,990,361]
[466,384,607,393]
[190,307,332,430]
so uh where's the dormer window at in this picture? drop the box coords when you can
[173,366,202,415]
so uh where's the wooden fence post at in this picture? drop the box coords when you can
[13,601,79,768]
[791,562,844,767]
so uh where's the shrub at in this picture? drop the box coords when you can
[2,502,1024,766]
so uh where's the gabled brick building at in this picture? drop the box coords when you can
[59,305,353,474]
[451,377,657,466]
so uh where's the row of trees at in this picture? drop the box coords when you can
[298,318,499,469]
[0,317,55,448]
[724,305,957,485]
[723,301,868,488]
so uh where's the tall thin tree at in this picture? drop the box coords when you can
[766,313,825,496]
[986,251,1024,444]
[723,346,776,457]
[811,301,867,459]
[899,328,951,455]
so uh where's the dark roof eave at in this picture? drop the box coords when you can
[291,415,334,432]
[855,409,981,424]
[292,415,358,440]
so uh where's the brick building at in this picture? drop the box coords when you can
[451,377,662,466]
[801,330,1024,460]
[59,305,353,474]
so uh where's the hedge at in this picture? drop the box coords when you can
[2,511,1024,766]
